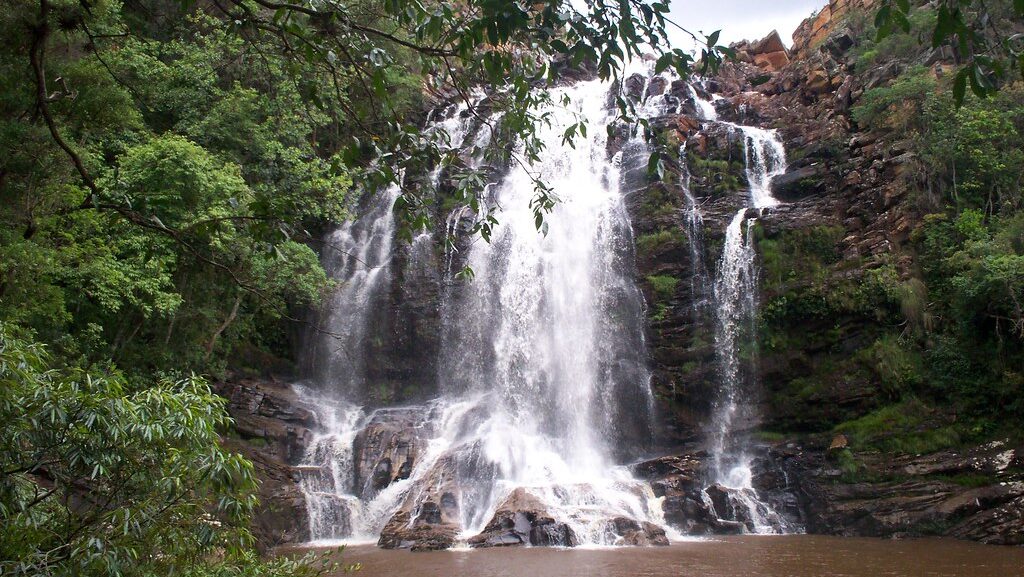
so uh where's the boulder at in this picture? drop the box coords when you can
[748,31,790,72]
[377,511,459,551]
[467,488,578,547]
[772,164,828,201]
[610,517,670,546]
[352,407,425,499]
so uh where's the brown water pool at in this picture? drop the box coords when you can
[303,536,1024,577]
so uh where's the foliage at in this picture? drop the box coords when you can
[916,86,1024,213]
[0,323,338,577]
[852,5,937,70]
[686,150,745,196]
[756,224,843,294]
[833,398,962,454]
[646,275,680,302]
[912,210,1024,419]
[0,3,341,377]
[858,335,923,399]
[851,67,936,130]
[636,229,681,259]
[873,0,1024,105]
[17,0,733,243]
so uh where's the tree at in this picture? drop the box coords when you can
[0,323,339,576]
[874,0,1024,105]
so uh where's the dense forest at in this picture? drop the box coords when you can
[2,0,1024,574]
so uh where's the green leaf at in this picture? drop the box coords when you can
[647,150,660,176]
[953,67,968,107]
[654,53,673,75]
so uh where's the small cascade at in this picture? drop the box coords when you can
[678,141,712,318]
[709,210,760,481]
[710,129,791,532]
[297,399,366,543]
[406,102,476,279]
[302,183,401,397]
[687,84,719,121]
[684,83,796,534]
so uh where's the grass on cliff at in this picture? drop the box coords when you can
[636,229,681,259]
[833,398,962,455]
[646,275,680,301]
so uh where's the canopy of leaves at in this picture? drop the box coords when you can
[0,323,341,577]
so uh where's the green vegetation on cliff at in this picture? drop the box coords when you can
[758,5,1024,456]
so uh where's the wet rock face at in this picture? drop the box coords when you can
[630,451,799,536]
[377,511,459,551]
[377,452,463,550]
[610,517,671,546]
[214,379,319,549]
[352,407,425,499]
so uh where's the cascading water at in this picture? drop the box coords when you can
[684,88,794,532]
[436,78,659,543]
[710,124,788,482]
[302,184,400,397]
[298,105,478,544]
[297,75,675,548]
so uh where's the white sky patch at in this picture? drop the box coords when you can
[666,0,828,50]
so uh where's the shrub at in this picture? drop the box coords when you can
[646,275,680,302]
[636,229,680,259]
[833,399,961,454]
[851,67,936,132]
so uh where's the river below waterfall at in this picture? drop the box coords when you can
[296,536,1024,577]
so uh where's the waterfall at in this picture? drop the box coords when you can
[711,137,790,532]
[710,125,788,481]
[433,77,660,543]
[296,67,799,546]
[297,75,672,548]
[297,104,478,544]
[684,87,795,533]
[301,184,400,398]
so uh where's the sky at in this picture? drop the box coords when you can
[666,0,828,50]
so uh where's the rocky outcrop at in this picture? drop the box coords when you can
[377,510,459,551]
[791,0,878,61]
[352,408,425,500]
[376,451,463,550]
[778,440,1024,545]
[467,488,579,547]
[215,379,318,549]
[732,30,790,72]
[626,2,1024,545]
[630,451,797,535]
